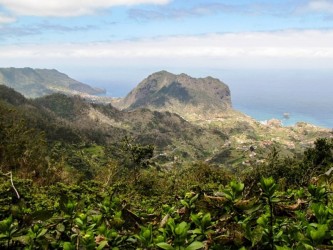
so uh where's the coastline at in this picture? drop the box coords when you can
[234,104,331,129]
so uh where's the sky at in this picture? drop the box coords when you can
[0,0,333,97]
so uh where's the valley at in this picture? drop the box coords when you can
[0,68,330,170]
[1,68,333,249]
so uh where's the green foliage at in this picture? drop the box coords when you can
[120,136,154,183]
[0,215,18,248]
[3,84,333,249]
[304,138,333,167]
[242,138,333,191]
[190,212,213,238]
[3,173,333,249]
[35,93,77,119]
[135,224,154,248]
[156,218,204,250]
[120,136,154,167]
[223,180,245,202]
[0,103,50,181]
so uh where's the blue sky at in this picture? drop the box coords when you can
[1,0,333,95]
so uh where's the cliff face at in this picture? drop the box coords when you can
[0,67,105,98]
[112,71,232,119]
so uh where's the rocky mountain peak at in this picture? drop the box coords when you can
[113,71,232,119]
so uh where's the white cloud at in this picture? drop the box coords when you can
[0,0,171,17]
[297,0,333,14]
[0,13,15,24]
[1,30,333,70]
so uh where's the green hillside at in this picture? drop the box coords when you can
[0,67,105,98]
[1,74,333,249]
[112,71,231,119]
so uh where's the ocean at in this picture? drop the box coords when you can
[225,70,333,129]
[233,103,332,128]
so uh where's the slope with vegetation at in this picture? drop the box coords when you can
[0,67,105,98]
[1,100,333,249]
[112,70,331,169]
[1,71,333,249]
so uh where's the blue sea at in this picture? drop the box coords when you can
[224,70,333,129]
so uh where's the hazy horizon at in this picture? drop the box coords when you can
[1,0,333,127]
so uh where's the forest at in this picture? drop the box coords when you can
[1,85,333,249]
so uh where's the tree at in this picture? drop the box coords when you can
[0,102,49,182]
[120,136,154,183]
[302,138,333,184]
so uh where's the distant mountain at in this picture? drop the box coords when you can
[0,85,228,164]
[0,67,105,98]
[112,71,232,119]
[0,79,330,171]
[0,71,330,169]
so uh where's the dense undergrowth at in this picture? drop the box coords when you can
[1,137,333,249]
[1,171,333,249]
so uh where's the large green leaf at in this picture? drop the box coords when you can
[175,222,189,236]
[275,245,292,250]
[202,213,211,227]
[309,224,328,243]
[156,242,174,250]
[37,228,48,238]
[63,242,75,250]
[185,241,204,250]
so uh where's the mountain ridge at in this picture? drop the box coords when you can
[112,70,232,119]
[0,84,229,164]
[0,67,105,98]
